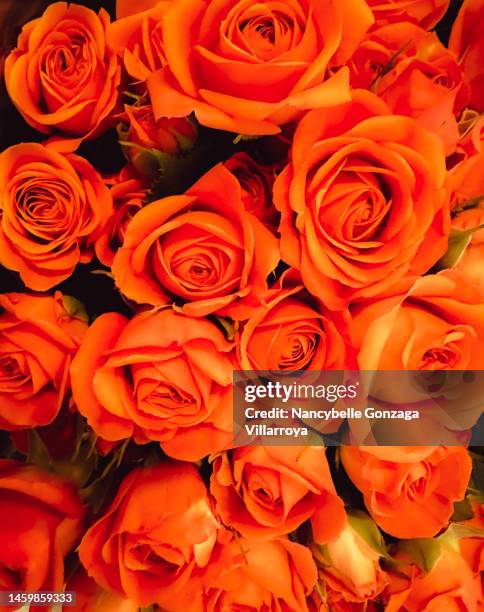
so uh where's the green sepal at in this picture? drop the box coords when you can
[62,295,89,324]
[436,222,484,270]
[347,510,390,559]
[398,538,442,573]
[27,429,51,471]
[450,497,475,522]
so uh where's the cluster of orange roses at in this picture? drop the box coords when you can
[0,0,483,610]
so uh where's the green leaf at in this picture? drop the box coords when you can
[213,316,237,341]
[442,522,483,541]
[90,269,114,279]
[436,223,484,270]
[62,295,89,324]
[436,228,473,269]
[347,510,389,559]
[450,498,475,522]
[233,134,260,144]
[399,538,442,573]
[80,440,129,513]
[27,430,52,471]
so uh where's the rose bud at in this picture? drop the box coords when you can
[118,104,197,177]
[312,522,389,608]
[95,166,150,267]
[224,152,278,228]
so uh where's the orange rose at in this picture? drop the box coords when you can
[0,460,84,603]
[341,446,472,538]
[384,545,481,611]
[0,143,113,290]
[200,537,318,612]
[366,0,450,28]
[351,272,484,370]
[274,91,449,309]
[118,104,197,176]
[79,462,229,609]
[109,1,170,82]
[210,446,346,543]
[313,522,389,608]
[65,566,139,612]
[349,22,468,153]
[224,152,278,228]
[450,0,484,113]
[95,166,149,267]
[4,2,120,151]
[70,308,233,461]
[0,292,87,431]
[112,163,280,318]
[146,0,374,135]
[237,286,349,371]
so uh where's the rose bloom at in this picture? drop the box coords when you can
[0,460,84,597]
[118,104,197,177]
[108,1,170,82]
[95,166,149,267]
[341,446,472,538]
[237,286,348,371]
[224,152,278,228]
[4,2,120,151]
[146,0,374,135]
[112,164,280,319]
[349,22,468,154]
[366,0,450,28]
[79,462,229,609]
[450,0,484,113]
[65,566,139,612]
[70,308,233,461]
[0,143,112,291]
[384,545,481,611]
[274,91,449,310]
[210,446,346,543]
[351,272,484,370]
[0,292,87,431]
[312,523,389,609]
[199,537,317,612]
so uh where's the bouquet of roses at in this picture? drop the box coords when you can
[0,0,482,609]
